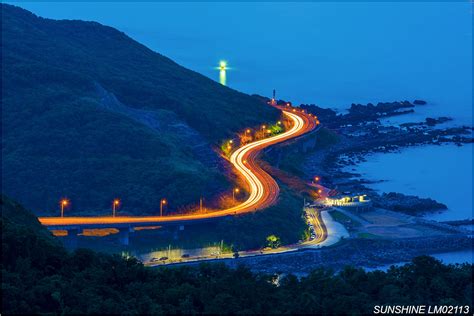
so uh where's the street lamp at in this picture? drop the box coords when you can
[60,198,69,218]
[232,188,240,203]
[314,176,320,182]
[160,199,167,217]
[112,199,120,217]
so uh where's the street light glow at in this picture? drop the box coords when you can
[60,198,69,218]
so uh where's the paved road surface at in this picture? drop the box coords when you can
[39,106,317,227]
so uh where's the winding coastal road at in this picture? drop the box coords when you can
[39,106,317,227]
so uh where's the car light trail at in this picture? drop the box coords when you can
[39,107,316,227]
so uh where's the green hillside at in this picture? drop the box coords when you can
[1,4,279,215]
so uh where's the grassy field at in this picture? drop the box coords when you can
[330,210,362,227]
[357,232,381,239]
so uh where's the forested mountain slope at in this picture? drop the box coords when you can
[2,196,472,314]
[1,4,279,214]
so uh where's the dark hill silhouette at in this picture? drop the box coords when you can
[1,4,279,214]
[2,195,472,314]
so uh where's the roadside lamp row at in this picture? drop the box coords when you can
[58,198,167,217]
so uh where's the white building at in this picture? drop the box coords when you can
[324,194,372,211]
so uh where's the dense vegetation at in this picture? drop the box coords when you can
[2,196,472,314]
[263,127,339,177]
[214,187,306,250]
[1,4,279,214]
[76,188,307,252]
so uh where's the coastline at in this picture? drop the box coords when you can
[342,143,473,221]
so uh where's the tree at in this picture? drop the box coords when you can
[266,235,281,249]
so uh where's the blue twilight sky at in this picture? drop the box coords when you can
[7,2,473,124]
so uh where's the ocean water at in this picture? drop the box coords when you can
[12,2,472,124]
[364,249,473,271]
[348,144,473,221]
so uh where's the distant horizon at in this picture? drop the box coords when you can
[7,2,472,125]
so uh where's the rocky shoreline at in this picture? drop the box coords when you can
[372,192,448,216]
[300,100,473,215]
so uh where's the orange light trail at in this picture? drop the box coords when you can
[39,108,316,227]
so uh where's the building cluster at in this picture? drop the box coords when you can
[323,194,372,211]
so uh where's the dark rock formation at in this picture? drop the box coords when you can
[414,99,427,105]
[374,192,447,215]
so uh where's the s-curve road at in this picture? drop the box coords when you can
[39,107,317,228]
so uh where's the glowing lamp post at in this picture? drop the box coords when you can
[160,199,167,217]
[232,188,240,203]
[60,198,69,218]
[112,199,120,217]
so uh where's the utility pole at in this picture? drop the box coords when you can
[200,197,203,212]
